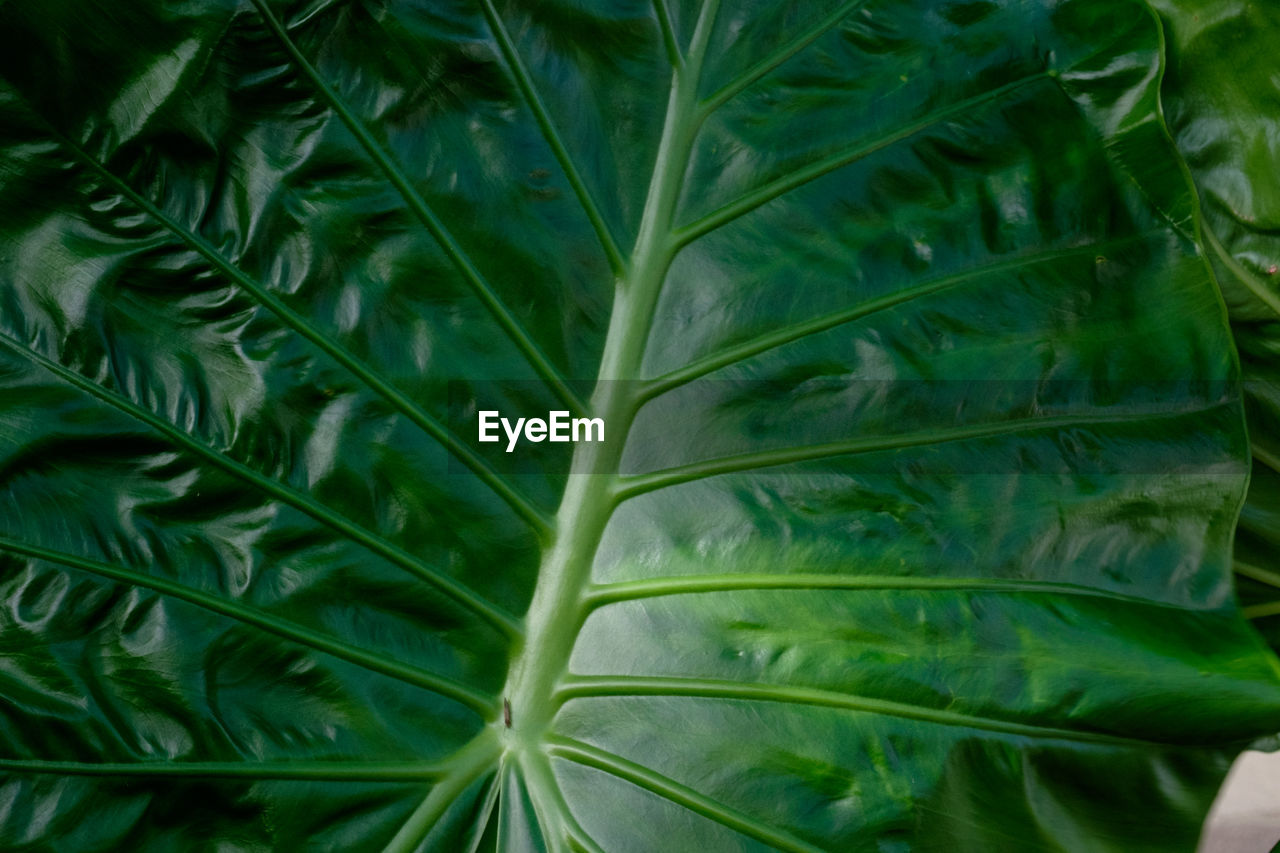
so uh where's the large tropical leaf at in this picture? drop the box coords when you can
[1,0,1278,849]
[1150,0,1280,655]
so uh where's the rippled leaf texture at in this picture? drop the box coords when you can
[1151,0,1280,655]
[1,1,1278,850]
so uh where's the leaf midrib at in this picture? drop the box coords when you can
[500,0,723,733]
[491,4,725,849]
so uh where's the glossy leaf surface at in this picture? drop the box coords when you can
[1151,0,1280,654]
[1,0,1278,849]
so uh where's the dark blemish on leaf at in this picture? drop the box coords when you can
[532,187,561,201]
[529,168,551,182]
[503,698,512,728]
[940,1,998,26]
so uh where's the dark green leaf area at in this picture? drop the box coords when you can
[1,0,1278,850]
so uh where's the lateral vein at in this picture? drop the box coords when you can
[674,72,1051,247]
[699,0,871,116]
[380,730,503,853]
[554,677,1190,747]
[583,572,1197,610]
[0,758,447,781]
[651,0,683,69]
[520,749,607,853]
[1235,560,1280,591]
[48,130,550,538]
[1244,601,1280,620]
[641,232,1159,400]
[0,332,522,638]
[1250,441,1280,475]
[478,0,625,276]
[0,536,494,714]
[548,738,822,853]
[614,404,1231,501]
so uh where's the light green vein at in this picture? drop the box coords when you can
[1202,204,1280,320]
[1244,601,1280,620]
[1252,441,1280,475]
[641,233,1157,400]
[381,730,502,853]
[477,0,624,276]
[1236,560,1280,590]
[0,758,446,781]
[568,833,607,853]
[0,536,493,714]
[520,749,606,853]
[651,0,683,69]
[499,0,722,747]
[49,131,549,538]
[548,738,822,853]
[583,573,1193,610]
[496,6,729,851]
[614,405,1223,501]
[554,678,1183,747]
[698,0,871,116]
[247,0,587,418]
[674,71,1051,247]
[0,332,521,638]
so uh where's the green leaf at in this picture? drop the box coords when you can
[1149,0,1280,655]
[1,0,1277,849]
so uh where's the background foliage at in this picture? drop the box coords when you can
[1152,0,1280,657]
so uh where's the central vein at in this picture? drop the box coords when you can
[500,0,722,751]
